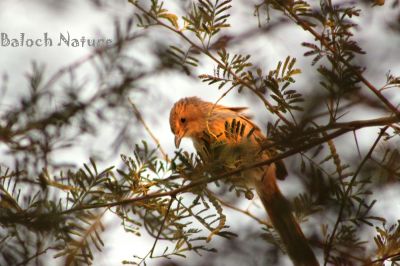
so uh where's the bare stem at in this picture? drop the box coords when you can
[16,247,55,266]
[206,188,272,228]
[150,196,175,257]
[129,98,168,161]
[365,251,400,265]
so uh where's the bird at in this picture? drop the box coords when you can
[169,96,319,266]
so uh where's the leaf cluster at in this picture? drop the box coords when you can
[2,0,400,265]
[183,0,232,48]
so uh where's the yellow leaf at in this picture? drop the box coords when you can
[47,180,78,191]
[159,13,179,30]
[289,69,302,75]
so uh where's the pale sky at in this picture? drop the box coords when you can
[1,0,400,265]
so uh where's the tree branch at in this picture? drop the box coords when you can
[323,126,389,265]
[275,1,400,117]
[130,1,292,126]
[16,247,55,266]
[129,98,168,161]
[56,117,397,216]
[366,251,400,265]
[206,188,272,228]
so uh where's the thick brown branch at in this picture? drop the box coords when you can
[261,115,399,151]
[331,116,399,129]
[58,118,395,216]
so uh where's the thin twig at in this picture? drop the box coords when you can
[130,1,292,126]
[365,251,400,265]
[129,98,168,161]
[16,247,55,266]
[41,33,143,92]
[130,1,400,146]
[323,126,389,265]
[261,115,399,151]
[56,123,391,216]
[275,1,400,117]
[209,190,273,228]
[150,196,175,257]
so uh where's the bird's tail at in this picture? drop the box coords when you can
[255,166,319,266]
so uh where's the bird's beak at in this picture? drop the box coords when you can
[175,134,182,148]
[175,130,186,148]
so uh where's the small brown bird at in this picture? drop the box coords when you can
[169,97,318,266]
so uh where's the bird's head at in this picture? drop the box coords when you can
[169,97,209,148]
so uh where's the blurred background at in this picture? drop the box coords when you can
[1,0,400,265]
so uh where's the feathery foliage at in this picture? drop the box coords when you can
[1,0,400,265]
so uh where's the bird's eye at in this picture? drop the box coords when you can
[180,118,186,123]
